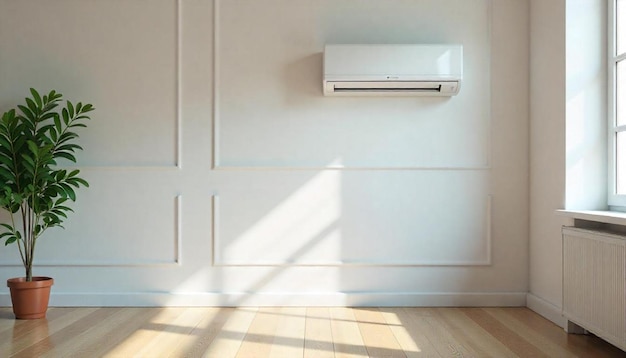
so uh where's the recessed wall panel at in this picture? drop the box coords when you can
[216,0,491,168]
[0,170,180,266]
[214,170,490,265]
[0,0,178,167]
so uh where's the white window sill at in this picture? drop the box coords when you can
[556,209,626,226]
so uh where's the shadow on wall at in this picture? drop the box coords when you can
[285,53,324,100]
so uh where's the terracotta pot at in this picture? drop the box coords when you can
[7,277,54,319]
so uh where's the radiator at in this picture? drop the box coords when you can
[562,227,626,351]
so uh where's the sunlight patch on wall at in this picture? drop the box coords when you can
[220,164,342,265]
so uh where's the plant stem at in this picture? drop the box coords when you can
[10,208,26,268]
[20,204,29,274]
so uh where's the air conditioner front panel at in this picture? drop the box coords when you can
[323,44,463,97]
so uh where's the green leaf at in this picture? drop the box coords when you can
[0,154,12,167]
[40,112,56,121]
[25,97,39,116]
[0,135,11,150]
[5,236,17,245]
[21,155,35,171]
[50,127,58,142]
[30,88,42,108]
[54,114,62,134]
[17,105,35,122]
[62,108,69,125]
[44,212,60,223]
[42,102,59,113]
[55,152,76,162]
[60,183,76,201]
[67,101,74,118]
[0,223,14,231]
[67,178,82,188]
[51,209,68,218]
[2,108,16,122]
[57,132,78,145]
[0,166,13,181]
[54,205,73,212]
[56,170,67,180]
[49,90,61,101]
[57,144,82,152]
[37,124,54,139]
[26,141,39,157]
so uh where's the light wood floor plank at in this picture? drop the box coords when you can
[269,307,306,358]
[11,307,114,358]
[379,307,441,358]
[402,307,470,357]
[202,307,258,358]
[1,307,95,357]
[485,307,577,357]
[103,307,186,357]
[304,307,334,358]
[425,308,485,357]
[432,307,517,358]
[462,307,551,358]
[0,306,77,354]
[329,307,368,358]
[42,307,149,358]
[0,308,18,333]
[169,307,233,357]
[236,307,281,358]
[353,307,406,358]
[139,307,212,357]
[67,307,161,358]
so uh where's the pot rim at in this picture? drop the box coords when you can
[7,277,54,288]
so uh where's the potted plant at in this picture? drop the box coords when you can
[0,88,93,319]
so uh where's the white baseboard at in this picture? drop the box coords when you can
[0,292,527,307]
[526,293,567,328]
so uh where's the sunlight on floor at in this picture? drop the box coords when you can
[378,309,422,354]
[98,307,421,357]
[103,308,192,356]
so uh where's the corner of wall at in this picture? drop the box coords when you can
[526,293,567,328]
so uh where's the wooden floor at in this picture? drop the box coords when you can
[0,307,624,357]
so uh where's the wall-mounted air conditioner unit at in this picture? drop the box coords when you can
[323,44,463,96]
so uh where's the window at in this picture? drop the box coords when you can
[610,0,626,206]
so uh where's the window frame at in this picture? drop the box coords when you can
[608,0,626,207]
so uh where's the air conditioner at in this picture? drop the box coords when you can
[323,44,463,96]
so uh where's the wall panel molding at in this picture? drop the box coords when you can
[211,0,220,169]
[74,0,182,170]
[0,195,182,268]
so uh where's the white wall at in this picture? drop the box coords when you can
[528,0,607,326]
[529,0,567,323]
[0,0,529,306]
